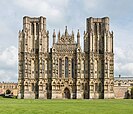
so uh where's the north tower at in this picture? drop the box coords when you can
[18,16,49,99]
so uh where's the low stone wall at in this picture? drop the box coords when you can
[114,86,128,99]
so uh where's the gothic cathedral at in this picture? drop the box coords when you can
[18,16,114,99]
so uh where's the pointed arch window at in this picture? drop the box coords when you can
[94,23,97,34]
[31,23,34,35]
[59,59,62,77]
[36,23,39,35]
[72,58,75,78]
[99,37,104,54]
[32,83,34,91]
[99,23,102,33]
[65,57,68,78]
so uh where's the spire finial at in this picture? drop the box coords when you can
[72,29,74,37]
[58,30,60,38]
[65,26,68,36]
[66,26,67,30]
[84,30,85,35]
[53,29,56,44]
[53,29,56,37]
[77,29,80,46]
[77,29,80,37]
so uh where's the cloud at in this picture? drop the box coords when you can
[115,62,133,77]
[114,46,133,77]
[0,20,17,48]
[13,0,69,26]
[0,0,133,82]
[0,70,17,82]
[0,46,17,67]
[0,46,18,82]
[0,0,72,82]
[83,0,133,17]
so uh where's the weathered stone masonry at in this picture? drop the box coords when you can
[18,16,115,99]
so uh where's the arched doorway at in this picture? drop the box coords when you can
[6,89,11,94]
[64,88,70,99]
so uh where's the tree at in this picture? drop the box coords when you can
[131,87,133,99]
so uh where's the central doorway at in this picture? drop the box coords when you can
[64,88,70,99]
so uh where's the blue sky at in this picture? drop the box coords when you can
[0,0,133,82]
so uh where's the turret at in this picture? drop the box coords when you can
[103,17,109,32]
[53,29,56,44]
[58,30,60,39]
[77,29,80,46]
[23,16,30,30]
[65,26,68,36]
[72,30,74,37]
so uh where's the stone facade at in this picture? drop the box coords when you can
[18,16,49,99]
[84,17,114,99]
[1,76,133,98]
[0,82,18,96]
[18,16,115,99]
[114,76,133,98]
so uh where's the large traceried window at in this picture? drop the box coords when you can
[72,58,75,78]
[65,57,68,78]
[99,23,102,33]
[94,23,97,34]
[36,23,39,35]
[99,37,104,54]
[31,23,34,35]
[59,59,62,77]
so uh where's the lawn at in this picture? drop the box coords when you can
[0,97,133,114]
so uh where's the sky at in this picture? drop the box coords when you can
[0,0,133,82]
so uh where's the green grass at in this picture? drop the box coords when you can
[0,97,133,114]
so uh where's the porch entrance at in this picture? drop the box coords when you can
[64,88,70,99]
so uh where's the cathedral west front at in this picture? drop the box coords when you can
[18,16,114,99]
